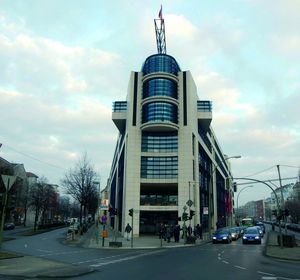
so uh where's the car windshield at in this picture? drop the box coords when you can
[216,230,228,234]
[245,229,258,234]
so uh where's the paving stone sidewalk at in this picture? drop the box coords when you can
[265,230,300,262]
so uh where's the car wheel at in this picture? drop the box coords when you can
[212,241,216,244]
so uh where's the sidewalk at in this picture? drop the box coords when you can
[84,225,211,249]
[265,230,300,262]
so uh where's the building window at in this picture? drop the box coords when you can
[141,156,178,179]
[141,131,178,152]
[140,195,178,206]
[142,54,181,75]
[142,102,178,124]
[143,78,178,99]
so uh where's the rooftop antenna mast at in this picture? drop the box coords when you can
[154,5,167,54]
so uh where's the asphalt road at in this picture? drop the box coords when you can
[2,227,300,280]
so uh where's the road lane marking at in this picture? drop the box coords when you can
[37,249,53,253]
[222,260,229,264]
[258,271,275,276]
[39,250,84,257]
[90,250,166,267]
[261,277,277,280]
[234,265,247,270]
[277,277,300,280]
[72,252,143,265]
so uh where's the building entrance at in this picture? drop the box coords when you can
[139,211,178,235]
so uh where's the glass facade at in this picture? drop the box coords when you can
[140,195,178,206]
[142,54,181,76]
[142,102,178,124]
[143,78,178,99]
[112,101,127,112]
[141,131,178,152]
[141,156,178,179]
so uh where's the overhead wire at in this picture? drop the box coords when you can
[1,143,67,171]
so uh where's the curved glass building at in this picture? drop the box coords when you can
[108,52,234,236]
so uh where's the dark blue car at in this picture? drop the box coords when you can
[212,229,232,244]
[242,227,261,244]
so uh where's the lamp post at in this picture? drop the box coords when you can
[93,181,101,244]
[208,155,241,236]
[236,185,254,224]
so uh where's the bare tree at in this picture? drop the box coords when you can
[29,177,48,231]
[61,153,97,224]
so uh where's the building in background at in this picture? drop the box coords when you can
[106,14,235,236]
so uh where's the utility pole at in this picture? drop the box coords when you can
[276,165,287,234]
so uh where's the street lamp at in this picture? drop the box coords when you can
[208,155,241,235]
[236,185,254,224]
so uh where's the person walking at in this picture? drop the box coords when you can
[196,223,203,239]
[125,223,132,241]
[173,224,180,242]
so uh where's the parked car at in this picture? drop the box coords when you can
[212,229,232,244]
[242,227,262,244]
[4,222,15,230]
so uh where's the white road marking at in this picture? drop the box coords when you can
[24,244,27,248]
[41,237,48,240]
[261,277,277,280]
[277,277,300,280]
[72,252,141,265]
[258,271,275,276]
[222,260,229,264]
[39,250,84,257]
[218,257,221,260]
[90,250,166,267]
[37,249,53,253]
[234,265,247,270]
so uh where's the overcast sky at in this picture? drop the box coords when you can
[0,0,299,206]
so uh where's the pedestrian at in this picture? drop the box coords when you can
[196,223,203,239]
[173,225,180,242]
[166,225,171,243]
[125,223,132,241]
[187,225,193,236]
[271,222,275,231]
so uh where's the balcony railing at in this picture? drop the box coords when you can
[112,101,127,112]
[197,100,212,112]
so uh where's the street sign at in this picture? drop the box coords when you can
[101,215,107,224]
[203,207,209,215]
[186,199,193,207]
[1,175,16,191]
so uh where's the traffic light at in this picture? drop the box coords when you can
[109,207,118,216]
[284,209,290,216]
[189,210,195,220]
[129,208,133,217]
[178,217,182,221]
[182,212,188,221]
[233,182,237,192]
[7,194,16,209]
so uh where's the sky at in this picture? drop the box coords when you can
[0,0,299,206]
